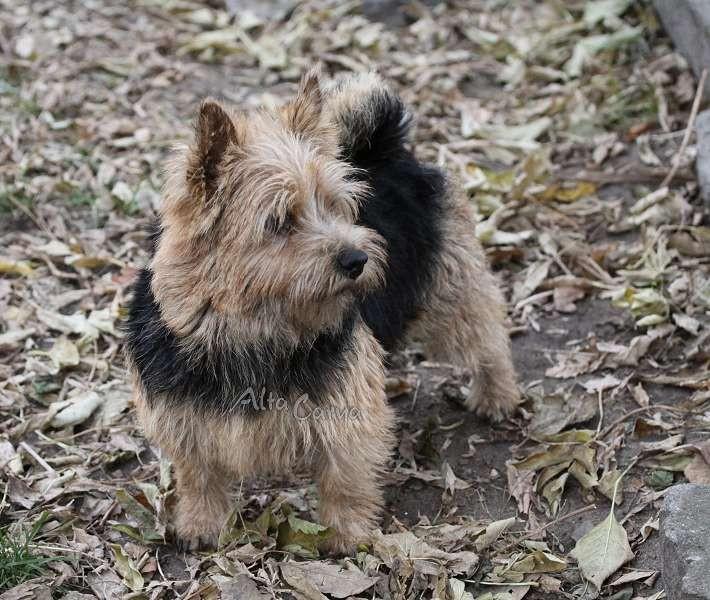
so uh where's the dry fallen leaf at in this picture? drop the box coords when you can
[506,461,535,515]
[50,391,103,428]
[372,531,478,576]
[48,336,80,370]
[512,259,552,304]
[684,441,710,484]
[279,562,376,599]
[110,544,144,592]
[474,517,516,552]
[570,511,634,590]
[0,258,34,277]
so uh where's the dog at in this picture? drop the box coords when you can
[124,67,519,553]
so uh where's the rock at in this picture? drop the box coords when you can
[695,110,710,207]
[362,0,442,27]
[362,0,409,27]
[653,0,710,98]
[656,0,710,206]
[224,0,296,22]
[660,484,710,600]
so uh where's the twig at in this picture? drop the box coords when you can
[539,275,596,291]
[41,469,75,495]
[473,581,540,587]
[34,430,77,453]
[40,255,80,281]
[0,483,8,518]
[595,457,639,595]
[610,459,637,514]
[19,441,55,473]
[532,503,596,531]
[655,81,670,132]
[87,338,99,383]
[660,68,707,189]
[32,543,101,562]
[595,388,604,438]
[410,376,421,413]
[98,500,118,527]
[554,167,695,185]
[514,290,554,311]
[155,547,168,582]
[179,581,203,600]
[599,404,690,439]
[499,504,597,553]
[7,195,51,236]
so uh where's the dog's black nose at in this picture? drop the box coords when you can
[338,249,368,280]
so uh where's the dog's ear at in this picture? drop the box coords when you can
[285,65,323,137]
[188,99,239,201]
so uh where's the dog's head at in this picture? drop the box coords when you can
[152,68,386,339]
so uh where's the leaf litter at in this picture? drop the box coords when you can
[0,0,708,598]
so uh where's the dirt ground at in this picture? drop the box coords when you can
[1,1,708,599]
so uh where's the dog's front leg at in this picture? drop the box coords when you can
[313,379,395,554]
[173,458,232,551]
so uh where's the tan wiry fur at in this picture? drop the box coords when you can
[153,109,383,341]
[133,328,393,552]
[129,68,519,554]
[407,186,519,420]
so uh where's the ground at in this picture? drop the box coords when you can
[0,1,709,599]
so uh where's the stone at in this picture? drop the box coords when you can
[362,0,409,27]
[660,484,710,600]
[653,0,710,98]
[224,0,296,22]
[695,110,710,207]
[362,0,442,28]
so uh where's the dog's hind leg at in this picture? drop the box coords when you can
[409,196,520,421]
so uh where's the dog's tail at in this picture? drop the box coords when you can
[324,73,411,169]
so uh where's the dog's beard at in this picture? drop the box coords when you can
[284,281,361,333]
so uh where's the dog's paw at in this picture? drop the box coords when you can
[170,522,220,553]
[465,382,520,423]
[320,531,360,556]
[175,532,218,553]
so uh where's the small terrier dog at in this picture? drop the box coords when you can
[125,68,519,553]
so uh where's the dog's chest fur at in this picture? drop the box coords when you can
[126,267,359,414]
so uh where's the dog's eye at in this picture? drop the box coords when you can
[265,213,294,236]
